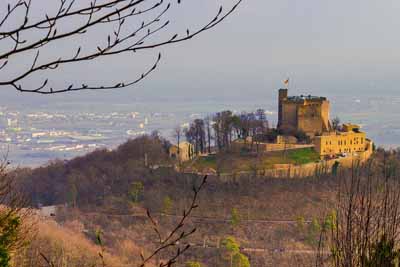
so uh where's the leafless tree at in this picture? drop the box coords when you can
[316,153,400,267]
[0,1,242,264]
[332,117,341,131]
[213,110,234,151]
[173,125,181,153]
[204,116,212,154]
[40,175,208,267]
[140,175,207,267]
[185,119,206,155]
[0,0,242,94]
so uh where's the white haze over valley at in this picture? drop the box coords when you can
[1,0,400,165]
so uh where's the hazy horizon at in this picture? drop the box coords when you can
[1,0,400,166]
[1,0,400,101]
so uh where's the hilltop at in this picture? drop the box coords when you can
[183,147,320,175]
[169,89,373,180]
[13,134,365,266]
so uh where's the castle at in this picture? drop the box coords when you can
[277,89,373,159]
[277,88,331,137]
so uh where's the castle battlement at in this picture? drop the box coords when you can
[285,95,327,103]
[277,89,331,137]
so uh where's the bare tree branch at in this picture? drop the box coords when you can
[139,175,207,267]
[0,0,242,94]
[316,153,400,267]
[39,175,208,267]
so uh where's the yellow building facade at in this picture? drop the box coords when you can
[169,141,194,162]
[314,124,372,158]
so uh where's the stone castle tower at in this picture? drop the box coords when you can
[277,89,332,137]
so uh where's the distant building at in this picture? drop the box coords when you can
[277,89,332,137]
[38,205,57,217]
[169,141,194,162]
[314,124,373,158]
[276,89,373,160]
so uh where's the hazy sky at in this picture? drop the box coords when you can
[1,0,400,103]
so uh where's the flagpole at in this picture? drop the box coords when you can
[283,78,289,90]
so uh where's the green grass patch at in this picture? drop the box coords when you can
[184,147,320,174]
[287,148,320,165]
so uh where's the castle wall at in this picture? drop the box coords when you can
[320,100,331,131]
[262,154,369,178]
[216,151,372,179]
[278,89,288,128]
[297,102,324,136]
[281,102,298,131]
[278,90,331,137]
[230,140,313,153]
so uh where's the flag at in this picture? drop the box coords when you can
[283,78,289,86]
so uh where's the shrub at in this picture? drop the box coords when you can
[0,214,21,267]
[186,261,202,267]
[162,196,173,214]
[232,252,250,267]
[230,208,241,227]
[129,181,144,203]
[221,236,240,254]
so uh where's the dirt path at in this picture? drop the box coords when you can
[75,210,310,224]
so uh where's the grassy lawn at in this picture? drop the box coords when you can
[287,148,320,165]
[185,147,320,174]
